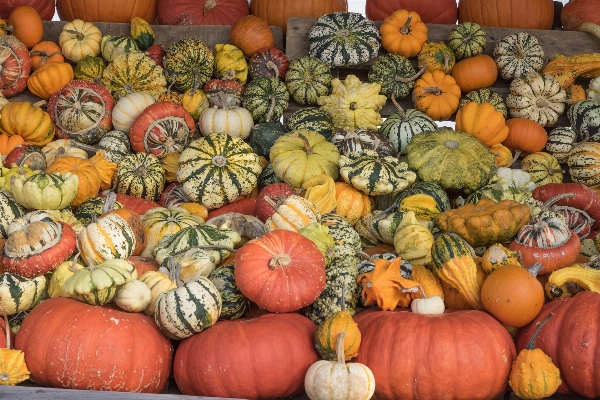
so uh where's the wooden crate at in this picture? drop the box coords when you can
[284,16,600,127]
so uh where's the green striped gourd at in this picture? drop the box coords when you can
[309,12,380,67]
[493,32,545,80]
[285,56,332,105]
[520,152,563,186]
[368,53,419,100]
[141,207,205,258]
[164,39,214,92]
[177,133,262,210]
[459,88,508,118]
[73,55,106,82]
[61,258,134,306]
[130,17,154,51]
[154,272,222,340]
[355,208,406,246]
[11,172,79,210]
[259,162,283,190]
[447,22,486,61]
[208,264,251,321]
[392,181,452,212]
[339,150,416,196]
[97,130,132,163]
[286,108,333,140]
[242,77,289,123]
[568,99,600,140]
[0,190,26,238]
[0,272,46,315]
[101,52,167,100]
[101,35,140,62]
[115,152,165,201]
[74,196,124,226]
[545,127,577,163]
[567,142,600,186]
[321,213,361,259]
[379,104,437,154]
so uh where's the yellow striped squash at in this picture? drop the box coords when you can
[141,207,205,258]
[567,142,600,186]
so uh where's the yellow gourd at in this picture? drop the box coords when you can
[481,243,521,274]
[545,264,600,299]
[302,174,337,214]
[399,193,440,221]
[0,312,30,385]
[0,164,40,192]
[214,44,248,85]
[393,211,434,266]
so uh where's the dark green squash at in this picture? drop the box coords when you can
[208,264,251,321]
[368,53,421,100]
[164,39,214,92]
[248,121,286,159]
[242,77,289,123]
[447,22,487,61]
[259,162,283,190]
[285,56,332,106]
[392,181,452,212]
[286,108,333,140]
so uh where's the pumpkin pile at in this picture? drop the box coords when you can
[0,4,600,400]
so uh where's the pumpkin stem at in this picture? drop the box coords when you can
[32,100,47,108]
[289,131,313,155]
[526,312,554,350]
[547,168,564,176]
[443,53,450,71]
[91,213,97,224]
[444,140,459,149]
[265,95,276,123]
[222,69,236,82]
[416,284,428,299]
[536,99,550,108]
[262,195,279,212]
[69,140,99,154]
[102,191,117,214]
[400,14,413,35]
[335,331,346,365]
[421,87,442,96]
[65,29,84,41]
[526,262,544,277]
[203,0,217,15]
[55,146,67,159]
[356,251,373,260]
[168,257,183,288]
[395,63,427,83]
[123,84,135,95]
[266,61,280,80]
[268,253,292,269]
[211,155,228,167]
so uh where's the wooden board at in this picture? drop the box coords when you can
[284,16,600,126]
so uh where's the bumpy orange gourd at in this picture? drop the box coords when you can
[380,9,428,58]
[412,70,461,120]
[46,156,101,207]
[455,102,509,146]
[27,61,74,100]
[451,54,498,93]
[0,102,55,147]
[88,151,118,191]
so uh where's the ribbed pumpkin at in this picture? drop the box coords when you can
[112,91,156,133]
[27,62,74,100]
[379,9,427,59]
[45,156,100,208]
[368,53,420,101]
[447,22,487,61]
[157,0,249,25]
[412,70,461,121]
[115,153,165,202]
[0,102,54,147]
[30,41,64,70]
[458,0,554,30]
[58,19,102,63]
[250,0,347,33]
[101,35,140,63]
[503,117,548,154]
[521,152,563,186]
[493,32,545,80]
[242,76,289,123]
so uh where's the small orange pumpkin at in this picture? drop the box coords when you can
[380,9,428,58]
[88,151,117,191]
[30,41,64,70]
[46,156,101,207]
[455,102,509,146]
[229,15,274,57]
[451,54,498,93]
[503,117,548,154]
[412,70,462,121]
[334,182,373,225]
[489,143,514,167]
[27,61,74,100]
[7,6,43,49]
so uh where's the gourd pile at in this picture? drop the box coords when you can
[0,3,599,400]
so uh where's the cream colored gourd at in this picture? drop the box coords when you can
[114,279,152,312]
[140,270,178,317]
[410,286,445,315]
[11,172,79,210]
[198,106,254,139]
[305,332,376,400]
[42,139,88,166]
[394,211,434,266]
[59,19,102,62]
[112,91,156,132]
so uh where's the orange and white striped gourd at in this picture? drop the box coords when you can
[264,195,320,232]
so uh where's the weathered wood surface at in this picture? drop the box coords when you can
[285,17,600,125]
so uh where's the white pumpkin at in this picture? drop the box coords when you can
[305,332,376,400]
[114,279,152,313]
[112,92,156,132]
[42,139,89,166]
[198,106,254,139]
[411,294,445,315]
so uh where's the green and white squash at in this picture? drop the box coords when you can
[177,133,262,209]
[115,152,165,201]
[247,119,286,159]
[241,77,289,123]
[309,12,380,67]
[459,88,508,118]
[392,181,452,212]
[286,108,333,140]
[208,264,251,321]
[355,208,406,246]
[567,142,600,187]
[164,39,214,92]
[339,150,416,196]
[101,52,167,100]
[493,32,545,80]
[101,35,140,62]
[368,53,420,100]
[74,196,124,226]
[545,127,578,163]
[285,56,332,106]
[154,272,222,340]
[379,99,437,154]
[404,128,496,193]
[506,72,567,127]
[141,207,205,258]
[11,172,79,210]
[331,129,396,157]
[569,99,600,141]
[321,212,362,259]
[97,130,132,163]
[0,190,26,239]
[0,272,45,315]
[447,22,486,61]
[73,55,106,83]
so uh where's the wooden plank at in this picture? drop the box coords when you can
[285,17,600,126]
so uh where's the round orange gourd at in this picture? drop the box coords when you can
[46,156,101,207]
[7,6,43,49]
[412,70,461,121]
[0,134,24,156]
[503,117,548,154]
[481,264,545,328]
[380,9,428,58]
[27,61,74,100]
[455,102,509,146]
[334,182,373,225]
[451,54,498,93]
[489,143,514,167]
[30,41,64,70]
[229,15,274,57]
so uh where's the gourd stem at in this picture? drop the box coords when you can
[526,262,544,277]
[336,332,346,365]
[266,61,279,80]
[203,0,216,15]
[69,253,81,273]
[170,245,237,258]
[29,50,62,66]
[547,169,564,176]
[91,213,97,224]
[263,195,279,211]
[444,54,450,71]
[526,312,554,350]
[222,69,236,81]
[65,29,84,40]
[390,93,407,120]
[421,87,442,96]
[69,140,99,153]
[417,284,428,299]
[356,251,372,260]
[265,95,276,123]
[400,15,413,35]
[33,100,47,108]
[541,193,576,211]
[1,312,9,350]
[168,257,182,288]
[511,149,522,165]
[102,192,117,214]
[380,203,399,215]
[289,132,313,155]
[395,63,427,83]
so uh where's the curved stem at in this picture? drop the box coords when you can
[390,93,407,120]
[541,193,576,211]
[395,63,427,83]
[288,131,313,155]
[526,262,544,277]
[526,312,553,350]
[400,14,412,35]
[265,95,276,123]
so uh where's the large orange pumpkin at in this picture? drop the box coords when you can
[250,0,347,33]
[366,0,458,24]
[229,15,275,57]
[157,0,249,26]
[14,297,173,393]
[7,6,43,49]
[458,0,554,30]
[0,0,55,20]
[56,0,159,23]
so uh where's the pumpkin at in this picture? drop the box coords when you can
[102,52,167,100]
[112,91,156,133]
[114,279,152,313]
[181,85,209,121]
[199,105,254,140]
[405,128,496,192]
[242,76,289,123]
[366,0,457,24]
[333,182,372,226]
[0,0,54,20]
[567,142,600,187]
[235,229,326,313]
[6,6,42,49]
[379,101,437,154]
[174,313,319,399]
[493,32,545,80]
[29,41,63,70]
[229,15,274,58]
[447,21,487,61]
[0,35,30,98]
[58,19,102,63]
[45,156,100,208]
[100,35,140,63]
[545,127,577,163]
[458,0,555,30]
[355,308,516,400]
[14,297,173,392]
[515,291,600,397]
[455,101,509,146]
[0,135,24,158]
[562,0,600,30]
[451,54,498,93]
[250,0,347,33]
[11,172,78,210]
[0,311,29,385]
[379,9,427,58]
[164,38,214,93]
[285,56,332,106]
[412,70,462,121]
[503,117,548,154]
[56,0,158,23]
[393,181,451,212]
[459,88,508,118]
[42,139,88,167]
[309,12,380,68]
[157,0,248,25]
[115,152,165,202]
